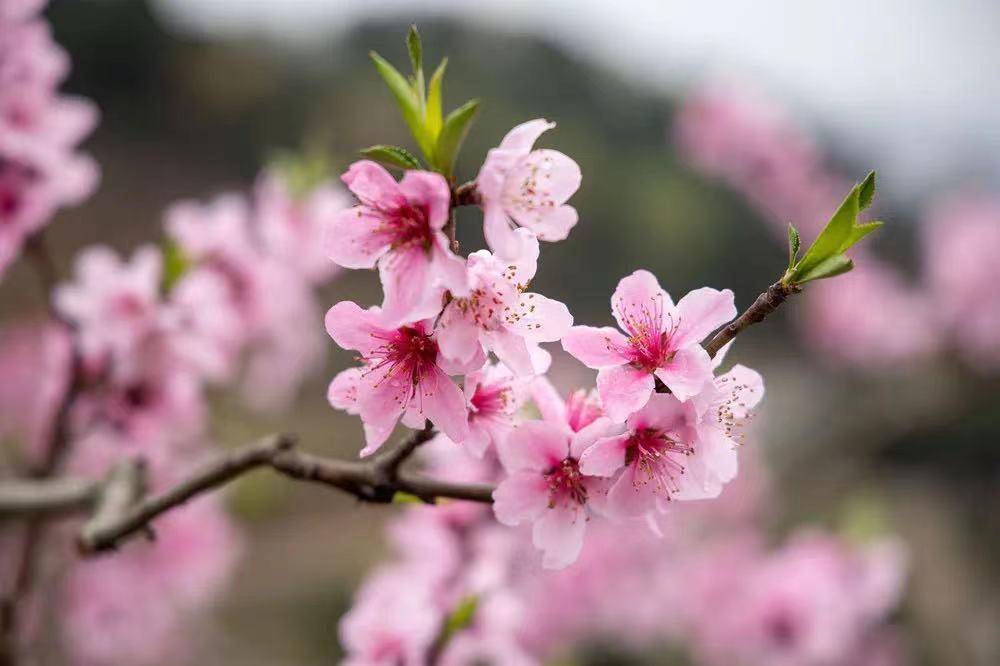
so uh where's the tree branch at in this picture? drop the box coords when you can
[703,280,798,358]
[65,430,493,555]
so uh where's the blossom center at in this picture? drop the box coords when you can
[365,326,439,387]
[544,457,588,508]
[382,202,433,252]
[624,428,693,497]
[470,381,512,416]
[614,296,677,371]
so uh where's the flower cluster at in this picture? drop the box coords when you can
[0,158,348,662]
[676,82,1000,370]
[0,0,98,279]
[341,430,907,665]
[324,109,772,570]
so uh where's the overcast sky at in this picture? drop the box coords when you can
[154,0,1000,202]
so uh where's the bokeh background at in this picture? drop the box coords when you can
[2,1,998,664]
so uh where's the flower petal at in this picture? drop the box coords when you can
[529,376,568,427]
[597,364,655,422]
[492,471,549,526]
[498,421,569,473]
[436,304,483,367]
[578,433,629,477]
[327,367,362,413]
[324,206,393,269]
[325,301,386,355]
[415,366,469,444]
[605,466,657,518]
[532,505,587,570]
[398,170,451,229]
[672,287,737,348]
[629,392,687,434]
[654,345,713,401]
[483,327,535,377]
[498,118,555,153]
[509,293,573,343]
[561,326,629,369]
[716,364,765,418]
[611,270,674,336]
[378,245,437,327]
[341,160,405,208]
[483,205,537,261]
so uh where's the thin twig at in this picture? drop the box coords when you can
[703,280,798,358]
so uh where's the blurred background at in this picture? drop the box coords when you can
[2,0,998,664]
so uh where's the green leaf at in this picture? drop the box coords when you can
[434,99,480,174]
[857,170,876,211]
[161,240,190,293]
[426,58,448,139]
[787,171,880,285]
[795,253,854,284]
[444,595,478,636]
[406,25,423,78]
[391,491,425,504]
[360,144,422,171]
[787,223,801,270]
[369,51,435,159]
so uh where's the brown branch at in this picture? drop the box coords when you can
[68,430,494,555]
[452,181,480,208]
[0,478,99,517]
[703,280,798,358]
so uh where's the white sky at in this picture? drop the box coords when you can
[154,0,1000,201]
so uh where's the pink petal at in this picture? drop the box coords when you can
[611,270,674,335]
[325,301,387,355]
[483,205,537,261]
[654,345,713,401]
[569,416,620,460]
[522,205,578,242]
[532,505,587,570]
[504,151,577,206]
[710,339,735,369]
[398,170,452,229]
[492,471,549,526]
[498,118,555,154]
[672,287,737,348]
[360,421,395,457]
[415,366,469,444]
[509,293,573,343]
[578,434,629,477]
[483,327,534,377]
[529,376,568,426]
[324,207,393,269]
[716,364,765,418]
[341,160,404,208]
[430,237,470,297]
[605,466,657,518]
[674,428,735,500]
[596,364,655,422]
[561,326,629,369]
[357,373,410,454]
[327,367,362,413]
[498,421,569,473]
[629,392,687,433]
[436,305,482,367]
[378,245,436,327]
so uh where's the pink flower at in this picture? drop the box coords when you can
[802,254,939,368]
[529,376,604,434]
[53,245,163,369]
[325,161,467,326]
[562,269,735,420]
[923,194,1000,369]
[492,418,613,569]
[477,119,582,260]
[325,300,479,455]
[253,169,346,284]
[0,8,99,279]
[462,362,529,458]
[437,234,572,376]
[0,319,72,465]
[61,496,240,666]
[338,566,441,666]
